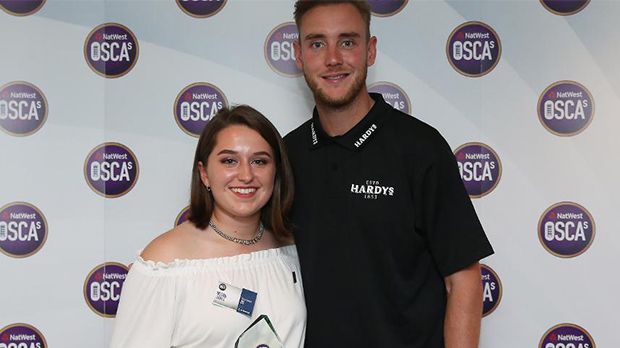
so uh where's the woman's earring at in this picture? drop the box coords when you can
[207,186,211,191]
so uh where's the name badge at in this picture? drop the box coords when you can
[213,282,258,317]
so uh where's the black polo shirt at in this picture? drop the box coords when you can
[284,93,494,348]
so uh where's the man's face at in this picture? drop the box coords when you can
[294,3,377,109]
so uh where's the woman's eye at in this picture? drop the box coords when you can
[221,158,236,165]
[252,158,269,166]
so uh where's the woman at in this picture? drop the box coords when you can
[110,105,306,348]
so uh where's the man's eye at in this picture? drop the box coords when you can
[310,41,324,49]
[341,40,355,48]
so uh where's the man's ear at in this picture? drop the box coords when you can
[367,36,377,67]
[294,39,304,70]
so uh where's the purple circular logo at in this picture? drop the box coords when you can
[265,22,301,77]
[368,81,411,114]
[84,23,139,78]
[541,0,590,15]
[539,323,596,348]
[368,0,408,17]
[0,323,47,348]
[84,142,139,198]
[174,83,228,137]
[175,206,190,226]
[84,262,129,317]
[447,21,501,77]
[480,264,502,317]
[0,202,47,258]
[538,81,594,137]
[538,202,595,258]
[0,0,46,16]
[0,81,48,137]
[454,142,502,198]
[176,0,227,18]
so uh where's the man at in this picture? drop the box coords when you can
[284,1,494,347]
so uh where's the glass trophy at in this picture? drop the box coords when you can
[235,315,283,348]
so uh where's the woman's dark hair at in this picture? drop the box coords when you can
[188,105,294,241]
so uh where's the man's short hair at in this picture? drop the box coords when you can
[294,0,372,39]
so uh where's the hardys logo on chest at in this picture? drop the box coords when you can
[350,180,395,200]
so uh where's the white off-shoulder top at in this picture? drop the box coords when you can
[110,245,306,348]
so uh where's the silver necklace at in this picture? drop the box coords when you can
[208,220,264,246]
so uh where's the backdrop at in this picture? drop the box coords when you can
[1,0,618,347]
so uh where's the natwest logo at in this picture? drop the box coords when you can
[83,262,129,317]
[538,81,594,136]
[84,142,140,198]
[480,264,502,317]
[539,323,595,348]
[0,81,48,136]
[0,202,48,258]
[174,83,228,137]
[447,21,501,77]
[0,323,47,348]
[0,0,46,16]
[540,0,590,16]
[454,142,502,198]
[538,202,595,258]
[264,22,301,77]
[176,0,227,18]
[84,23,139,78]
[368,0,408,17]
[368,82,411,115]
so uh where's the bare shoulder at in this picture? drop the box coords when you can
[140,223,195,264]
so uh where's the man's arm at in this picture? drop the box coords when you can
[443,262,483,348]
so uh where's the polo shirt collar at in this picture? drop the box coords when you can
[308,93,389,151]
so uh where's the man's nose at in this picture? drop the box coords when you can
[325,45,343,66]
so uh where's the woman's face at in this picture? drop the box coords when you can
[199,125,276,223]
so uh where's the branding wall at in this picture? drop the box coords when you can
[1,1,618,347]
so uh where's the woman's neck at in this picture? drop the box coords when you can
[209,212,261,239]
